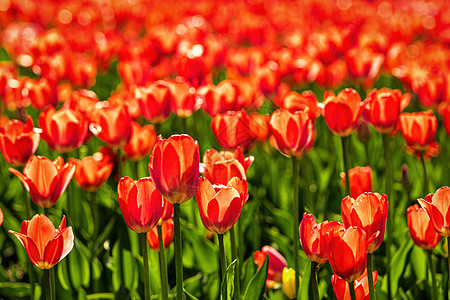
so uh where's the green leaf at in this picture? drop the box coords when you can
[390,239,414,296]
[299,260,311,300]
[0,282,30,298]
[411,247,427,282]
[243,255,268,300]
[221,259,236,300]
[184,274,203,299]
[241,256,257,294]
[86,293,115,300]
[183,225,219,273]
[68,240,91,289]
[57,259,72,291]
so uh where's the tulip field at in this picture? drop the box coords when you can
[1,0,450,299]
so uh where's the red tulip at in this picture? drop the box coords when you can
[340,166,373,199]
[197,80,240,117]
[117,176,165,233]
[167,79,198,118]
[341,193,388,253]
[200,147,254,185]
[407,204,442,250]
[9,214,74,269]
[158,199,174,225]
[322,88,364,137]
[147,219,174,251]
[0,116,40,166]
[196,177,248,234]
[332,270,378,300]
[418,186,450,237]
[248,113,271,142]
[23,77,58,110]
[439,103,450,136]
[149,134,199,204]
[363,88,411,133]
[269,108,315,158]
[63,88,99,120]
[123,122,157,161]
[0,207,3,226]
[39,107,89,153]
[211,110,255,151]
[90,102,132,149]
[10,156,75,208]
[254,245,288,288]
[72,152,114,192]
[327,226,369,282]
[299,213,342,264]
[281,90,322,120]
[399,110,438,153]
[135,81,172,123]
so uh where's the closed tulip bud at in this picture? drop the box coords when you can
[196,177,248,234]
[340,166,373,199]
[147,219,174,251]
[341,193,388,253]
[211,110,255,151]
[401,164,412,192]
[322,88,365,137]
[10,156,75,208]
[149,134,199,204]
[117,177,165,233]
[200,147,254,185]
[123,122,157,161]
[269,108,315,158]
[254,245,288,288]
[0,116,40,166]
[39,107,89,153]
[357,121,370,144]
[407,204,441,250]
[282,267,296,299]
[399,110,437,153]
[418,186,450,237]
[9,214,74,269]
[135,81,172,123]
[72,152,114,192]
[332,270,378,300]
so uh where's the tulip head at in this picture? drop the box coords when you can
[72,152,114,192]
[418,186,450,237]
[211,110,255,151]
[407,204,442,250]
[147,219,174,251]
[123,122,157,161]
[399,110,438,153]
[254,245,288,288]
[332,270,377,300]
[282,267,296,299]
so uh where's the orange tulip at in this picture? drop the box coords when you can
[322,88,364,137]
[147,219,174,251]
[197,80,240,117]
[117,176,165,233]
[196,177,248,234]
[200,147,254,185]
[399,110,438,153]
[135,81,172,123]
[39,107,89,153]
[281,90,322,120]
[9,214,74,269]
[418,186,450,237]
[72,152,114,192]
[10,156,75,208]
[149,134,199,204]
[123,122,157,161]
[254,245,288,288]
[248,113,271,142]
[0,116,40,166]
[340,166,373,199]
[341,193,388,253]
[269,108,315,158]
[167,79,198,118]
[211,110,255,151]
[158,199,174,225]
[332,270,378,300]
[407,204,442,250]
[23,77,58,110]
[363,88,411,134]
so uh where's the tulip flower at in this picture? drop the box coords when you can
[399,110,438,154]
[147,219,174,251]
[158,199,174,225]
[117,176,164,233]
[123,122,157,161]
[167,79,198,118]
[322,88,364,137]
[327,226,369,283]
[149,134,199,204]
[10,156,75,208]
[22,77,57,111]
[200,147,254,185]
[341,192,388,253]
[363,88,411,134]
[0,207,3,227]
[211,110,255,151]
[90,102,132,149]
[331,270,378,300]
[9,214,74,269]
[196,177,248,234]
[72,152,114,192]
[407,204,441,250]
[135,81,172,123]
[281,90,322,120]
[269,108,315,158]
[282,267,296,299]
[254,245,288,288]
[340,166,373,199]
[39,107,89,153]
[439,103,450,136]
[248,112,271,142]
[197,80,240,116]
[418,186,450,237]
[0,116,40,166]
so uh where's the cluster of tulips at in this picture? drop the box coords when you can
[0,0,450,299]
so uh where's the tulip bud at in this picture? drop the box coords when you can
[282,268,297,299]
[401,164,412,193]
[357,121,370,144]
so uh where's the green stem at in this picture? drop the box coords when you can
[174,204,184,300]
[91,192,99,250]
[157,225,169,300]
[22,183,35,300]
[134,161,140,179]
[140,233,151,300]
[420,152,429,195]
[426,250,437,300]
[117,150,123,179]
[218,234,227,300]
[367,253,376,300]
[311,262,319,300]
[349,281,356,300]
[191,197,199,227]
[44,269,53,300]
[230,227,240,299]
[382,134,392,300]
[341,136,351,195]
[292,157,300,293]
